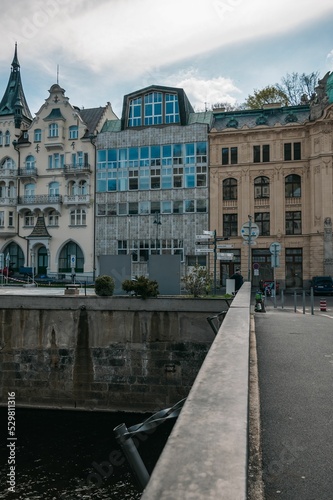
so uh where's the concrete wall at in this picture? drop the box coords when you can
[142,283,251,500]
[0,296,227,412]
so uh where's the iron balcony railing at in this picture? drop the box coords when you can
[17,194,63,205]
[18,167,38,177]
[63,164,91,174]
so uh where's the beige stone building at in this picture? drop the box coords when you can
[0,46,117,281]
[209,72,333,290]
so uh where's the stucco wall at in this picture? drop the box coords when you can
[0,296,224,411]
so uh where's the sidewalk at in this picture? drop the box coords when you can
[255,308,333,499]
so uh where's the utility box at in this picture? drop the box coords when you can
[226,279,235,295]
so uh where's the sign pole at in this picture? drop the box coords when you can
[247,215,252,282]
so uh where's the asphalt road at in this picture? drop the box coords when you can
[255,306,333,500]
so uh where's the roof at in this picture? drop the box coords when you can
[44,108,65,121]
[100,119,122,133]
[188,111,214,126]
[80,107,107,137]
[212,105,310,131]
[28,216,51,239]
[0,44,32,121]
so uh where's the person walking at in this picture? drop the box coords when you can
[231,268,243,292]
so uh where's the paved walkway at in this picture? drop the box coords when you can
[255,305,333,500]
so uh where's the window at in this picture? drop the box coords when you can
[128,97,142,127]
[286,211,302,235]
[254,176,270,198]
[222,147,238,165]
[184,200,195,213]
[49,123,58,137]
[187,255,207,267]
[253,145,270,163]
[70,209,86,226]
[5,130,10,146]
[255,212,270,236]
[173,201,183,214]
[48,210,59,226]
[8,211,14,226]
[161,201,172,214]
[128,202,138,215]
[144,92,162,125]
[223,178,237,200]
[48,153,64,169]
[25,155,36,170]
[165,94,180,124]
[223,214,238,237]
[69,126,78,139]
[139,201,149,214]
[118,240,128,255]
[1,157,15,169]
[0,211,4,227]
[284,142,301,161]
[78,180,87,195]
[49,182,59,197]
[24,183,35,198]
[34,129,42,142]
[285,174,301,198]
[24,211,34,226]
[196,199,207,213]
[59,242,84,272]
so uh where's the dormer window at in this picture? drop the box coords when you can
[49,123,58,138]
[144,92,162,125]
[127,91,180,128]
[128,97,142,127]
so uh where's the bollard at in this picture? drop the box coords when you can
[320,299,327,312]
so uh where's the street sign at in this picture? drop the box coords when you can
[203,230,215,236]
[217,253,234,260]
[195,249,214,253]
[270,242,281,254]
[70,255,76,266]
[195,241,212,245]
[271,255,280,268]
[196,234,211,240]
[241,222,260,239]
[217,244,234,249]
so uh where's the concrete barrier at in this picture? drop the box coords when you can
[142,282,251,500]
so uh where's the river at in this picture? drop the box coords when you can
[0,406,175,499]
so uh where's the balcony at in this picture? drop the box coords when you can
[63,194,91,206]
[18,167,38,178]
[63,164,92,176]
[0,168,17,178]
[0,197,17,206]
[17,194,62,212]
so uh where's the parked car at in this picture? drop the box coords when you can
[310,276,333,295]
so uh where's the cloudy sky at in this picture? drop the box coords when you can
[0,0,333,117]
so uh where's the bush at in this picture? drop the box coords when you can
[95,275,115,296]
[182,264,212,297]
[122,276,159,299]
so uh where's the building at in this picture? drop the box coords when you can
[95,85,213,283]
[0,45,117,280]
[209,72,333,290]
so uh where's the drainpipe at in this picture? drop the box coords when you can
[89,133,97,282]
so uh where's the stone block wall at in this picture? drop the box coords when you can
[0,297,221,412]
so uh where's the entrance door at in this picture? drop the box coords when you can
[38,247,48,275]
[285,248,303,288]
[252,249,273,288]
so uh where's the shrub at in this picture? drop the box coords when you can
[182,264,212,297]
[122,275,159,299]
[95,275,115,296]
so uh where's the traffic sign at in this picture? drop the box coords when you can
[241,222,260,240]
[270,242,281,254]
[203,230,215,236]
[196,234,211,240]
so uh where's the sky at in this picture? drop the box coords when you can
[0,0,333,118]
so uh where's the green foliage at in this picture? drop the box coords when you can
[182,264,212,298]
[245,85,289,109]
[122,275,159,299]
[94,275,115,296]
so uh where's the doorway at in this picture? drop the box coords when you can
[38,246,48,275]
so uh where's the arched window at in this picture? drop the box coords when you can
[78,180,87,195]
[48,210,59,226]
[223,178,237,200]
[49,123,58,137]
[5,130,10,146]
[254,176,270,199]
[0,182,5,198]
[49,182,59,197]
[24,183,35,200]
[24,210,34,226]
[3,242,24,272]
[1,157,16,169]
[25,155,36,170]
[58,241,84,272]
[285,174,301,198]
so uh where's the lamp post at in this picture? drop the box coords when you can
[153,212,161,254]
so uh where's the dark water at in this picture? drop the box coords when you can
[0,407,175,499]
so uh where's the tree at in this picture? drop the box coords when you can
[122,276,159,299]
[244,85,289,109]
[276,71,319,105]
[182,264,212,297]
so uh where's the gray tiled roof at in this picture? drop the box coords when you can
[28,216,51,238]
[80,107,107,137]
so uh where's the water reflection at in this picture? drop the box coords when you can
[0,407,174,499]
